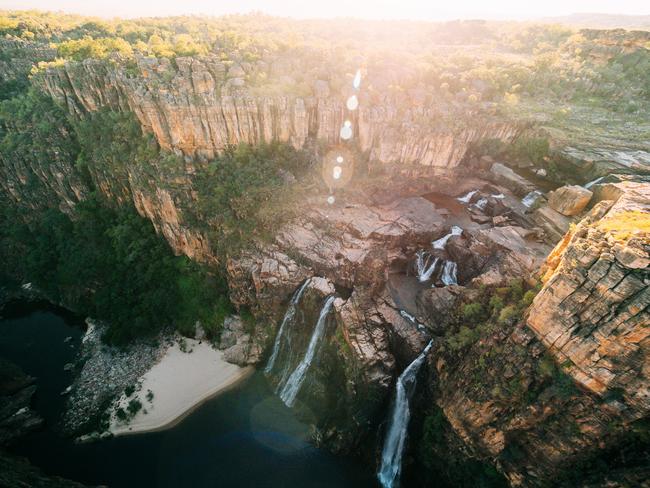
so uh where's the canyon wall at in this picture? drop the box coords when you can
[35,56,520,171]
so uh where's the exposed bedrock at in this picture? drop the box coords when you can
[527,181,650,419]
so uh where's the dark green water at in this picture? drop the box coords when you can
[0,301,377,488]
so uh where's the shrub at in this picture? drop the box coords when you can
[127,399,142,415]
[462,302,485,322]
[498,305,519,325]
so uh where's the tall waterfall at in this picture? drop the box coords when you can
[440,261,458,286]
[522,190,542,208]
[456,189,478,203]
[278,295,336,408]
[377,340,433,488]
[432,226,463,250]
[264,279,312,374]
[415,251,439,283]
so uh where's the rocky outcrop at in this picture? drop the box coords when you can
[218,315,263,366]
[0,355,86,487]
[489,163,536,197]
[547,185,593,216]
[0,358,43,446]
[528,181,649,418]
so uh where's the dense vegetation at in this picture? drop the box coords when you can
[0,195,230,344]
[0,90,237,344]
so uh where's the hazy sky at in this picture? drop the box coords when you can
[0,0,648,20]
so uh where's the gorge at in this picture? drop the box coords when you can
[0,9,649,488]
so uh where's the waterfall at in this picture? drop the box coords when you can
[415,251,439,283]
[491,193,505,199]
[585,176,604,189]
[521,190,542,208]
[440,261,458,286]
[377,340,433,488]
[456,189,478,203]
[432,226,463,250]
[473,198,488,211]
[399,310,425,332]
[264,279,312,374]
[278,295,336,408]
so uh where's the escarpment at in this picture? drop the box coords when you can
[35,56,520,170]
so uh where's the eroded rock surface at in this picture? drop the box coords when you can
[528,181,649,418]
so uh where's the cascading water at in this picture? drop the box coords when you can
[399,310,425,332]
[522,190,542,208]
[432,226,463,250]
[264,279,312,374]
[456,189,478,204]
[473,198,488,211]
[585,176,604,189]
[440,261,458,286]
[415,250,439,283]
[278,295,336,408]
[377,340,433,488]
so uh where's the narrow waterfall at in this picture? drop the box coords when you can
[278,295,336,408]
[432,226,463,250]
[585,176,604,189]
[377,340,433,488]
[415,251,439,283]
[473,197,488,211]
[522,190,542,208]
[440,261,458,286]
[264,279,312,374]
[456,189,478,203]
[399,310,425,331]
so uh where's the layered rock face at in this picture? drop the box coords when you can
[36,57,519,172]
[528,181,650,419]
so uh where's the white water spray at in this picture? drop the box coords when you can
[399,310,426,332]
[456,190,478,204]
[473,198,488,211]
[377,340,433,488]
[521,190,542,208]
[440,261,458,286]
[584,176,604,189]
[278,296,336,408]
[432,226,463,250]
[264,279,311,374]
[415,251,439,283]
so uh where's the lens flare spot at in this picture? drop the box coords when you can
[340,123,352,140]
[333,166,342,179]
[353,69,361,89]
[336,156,344,163]
[327,195,335,205]
[346,95,359,111]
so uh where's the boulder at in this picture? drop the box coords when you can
[547,185,593,216]
[489,163,536,197]
[218,316,262,366]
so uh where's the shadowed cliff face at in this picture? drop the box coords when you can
[36,56,520,170]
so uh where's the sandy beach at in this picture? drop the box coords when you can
[109,338,253,436]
